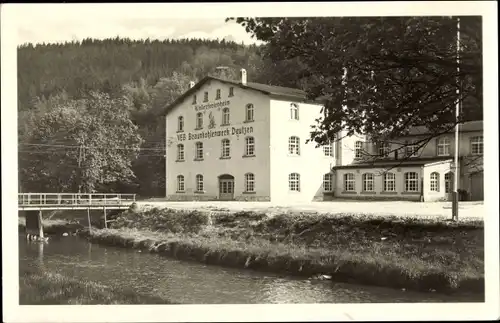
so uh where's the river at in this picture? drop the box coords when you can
[19,235,482,304]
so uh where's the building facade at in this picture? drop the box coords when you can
[164,70,483,202]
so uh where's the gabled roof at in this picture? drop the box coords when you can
[163,76,319,115]
[406,120,483,136]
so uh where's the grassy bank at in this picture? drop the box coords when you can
[79,208,484,294]
[20,265,175,304]
[18,217,84,235]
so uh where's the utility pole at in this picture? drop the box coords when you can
[452,17,461,222]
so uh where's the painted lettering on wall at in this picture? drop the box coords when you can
[177,126,254,142]
[194,100,230,112]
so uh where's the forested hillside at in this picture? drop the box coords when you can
[17,38,273,196]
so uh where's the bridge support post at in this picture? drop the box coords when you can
[103,207,107,229]
[25,210,44,239]
[87,208,92,234]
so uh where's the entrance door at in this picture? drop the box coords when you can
[444,172,454,201]
[218,174,235,200]
[470,172,484,201]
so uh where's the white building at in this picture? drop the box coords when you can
[164,69,333,203]
[164,70,484,202]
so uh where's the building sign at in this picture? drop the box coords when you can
[177,125,254,142]
[195,100,230,112]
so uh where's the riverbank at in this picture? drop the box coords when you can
[20,266,175,304]
[18,217,84,235]
[79,208,484,295]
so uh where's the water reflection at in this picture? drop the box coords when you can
[19,235,482,304]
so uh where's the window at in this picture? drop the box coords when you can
[203,91,208,102]
[405,141,419,157]
[470,136,483,155]
[177,175,185,192]
[362,173,374,191]
[245,104,254,122]
[196,174,204,192]
[221,139,230,158]
[229,87,234,97]
[195,112,203,129]
[344,173,355,191]
[245,173,255,192]
[323,173,333,192]
[177,116,184,132]
[195,142,203,160]
[192,95,197,105]
[176,144,184,161]
[404,172,419,192]
[445,172,453,193]
[222,107,230,125]
[288,136,301,155]
[355,141,364,158]
[383,172,396,192]
[378,142,390,157]
[437,137,451,156]
[289,173,300,191]
[323,141,334,157]
[245,136,255,156]
[430,172,440,192]
[216,89,221,100]
[290,103,299,120]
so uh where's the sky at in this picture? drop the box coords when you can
[12,4,262,46]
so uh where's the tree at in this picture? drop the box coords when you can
[19,92,143,193]
[228,17,482,150]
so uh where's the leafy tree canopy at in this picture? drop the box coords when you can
[228,17,482,146]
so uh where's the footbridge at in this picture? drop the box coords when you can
[19,193,136,240]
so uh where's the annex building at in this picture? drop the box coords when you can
[164,69,484,202]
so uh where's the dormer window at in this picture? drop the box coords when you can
[216,89,221,100]
[203,92,208,102]
[192,95,197,105]
[229,87,234,97]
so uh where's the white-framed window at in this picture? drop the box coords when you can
[405,141,419,157]
[229,87,234,97]
[323,173,333,192]
[245,173,255,192]
[222,107,230,125]
[177,175,185,192]
[195,112,203,129]
[437,137,451,156]
[404,172,419,192]
[355,141,364,158]
[288,136,301,155]
[196,174,204,192]
[245,136,255,156]
[344,173,355,191]
[192,95,197,105]
[203,91,208,102]
[195,142,203,160]
[362,173,374,191]
[176,144,184,161]
[245,104,254,122]
[470,136,483,155]
[289,173,300,191]
[290,103,299,120]
[177,116,184,132]
[323,141,334,157]
[221,139,230,158]
[430,172,440,192]
[383,172,396,192]
[445,172,453,193]
[378,142,390,157]
[216,89,221,100]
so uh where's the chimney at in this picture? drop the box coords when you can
[189,81,195,89]
[240,68,247,85]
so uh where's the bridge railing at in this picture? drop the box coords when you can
[18,193,136,206]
